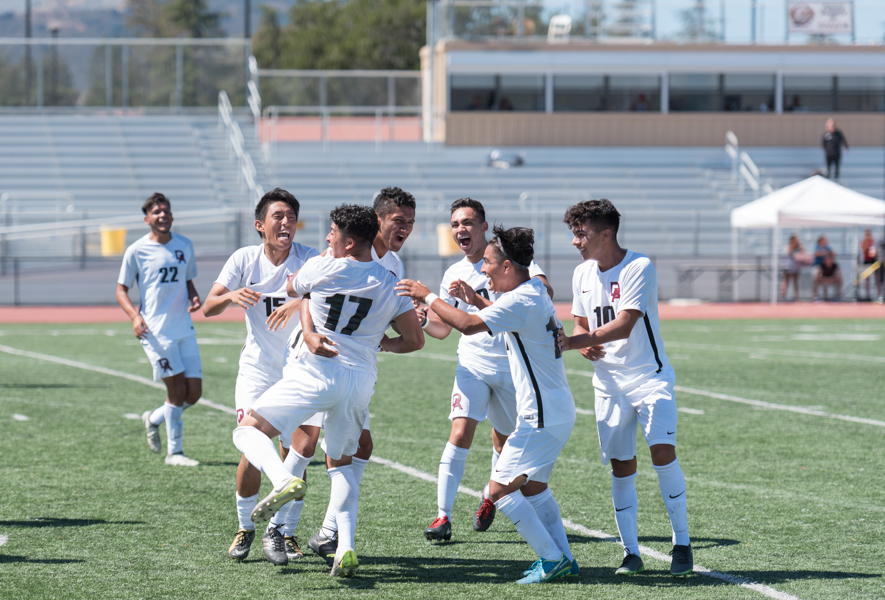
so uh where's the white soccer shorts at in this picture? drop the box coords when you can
[490,420,574,486]
[594,366,678,465]
[251,358,375,461]
[140,333,202,382]
[449,362,518,436]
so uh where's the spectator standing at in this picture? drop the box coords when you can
[781,234,807,301]
[860,229,882,301]
[813,253,843,302]
[822,119,849,180]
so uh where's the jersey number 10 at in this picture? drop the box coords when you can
[324,294,373,335]
[593,306,616,328]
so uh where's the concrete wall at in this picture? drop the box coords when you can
[445,112,885,146]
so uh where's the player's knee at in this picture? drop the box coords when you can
[356,431,373,457]
[185,379,202,403]
[650,444,676,466]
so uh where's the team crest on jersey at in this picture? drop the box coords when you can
[236,409,244,423]
[452,393,463,410]
[158,358,172,372]
[611,282,621,300]
[175,250,186,263]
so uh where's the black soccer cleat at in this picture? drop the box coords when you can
[228,529,255,561]
[669,544,693,576]
[284,535,304,560]
[473,497,496,532]
[614,552,645,575]
[262,526,289,566]
[308,530,338,560]
[424,516,452,542]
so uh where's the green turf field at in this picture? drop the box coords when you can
[0,319,882,600]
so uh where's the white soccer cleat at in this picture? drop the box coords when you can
[250,477,307,525]
[165,453,199,467]
[142,410,161,453]
[330,549,359,577]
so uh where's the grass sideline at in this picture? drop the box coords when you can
[0,319,882,600]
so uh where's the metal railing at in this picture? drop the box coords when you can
[219,91,265,204]
[725,130,739,182]
[737,150,774,198]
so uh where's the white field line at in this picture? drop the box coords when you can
[0,534,7,547]
[371,456,801,600]
[666,341,885,364]
[12,414,29,421]
[0,344,236,416]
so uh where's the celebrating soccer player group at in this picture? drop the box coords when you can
[116,187,693,583]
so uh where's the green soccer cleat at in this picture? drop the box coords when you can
[516,555,571,584]
[330,549,359,577]
[615,552,645,575]
[251,477,307,525]
[670,544,693,576]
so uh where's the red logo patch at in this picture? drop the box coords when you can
[452,393,463,410]
[236,409,244,424]
[611,282,621,300]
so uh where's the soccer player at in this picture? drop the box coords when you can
[202,188,318,565]
[232,204,424,577]
[397,226,576,585]
[116,193,202,467]
[557,199,693,577]
[418,198,553,542]
[294,187,416,559]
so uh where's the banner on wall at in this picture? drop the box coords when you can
[787,1,853,35]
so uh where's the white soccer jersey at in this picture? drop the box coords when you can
[215,242,319,375]
[479,277,575,429]
[440,256,545,371]
[291,254,414,375]
[372,246,405,279]
[571,250,670,393]
[118,232,197,343]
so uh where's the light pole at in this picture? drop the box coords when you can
[49,25,58,106]
[24,0,31,104]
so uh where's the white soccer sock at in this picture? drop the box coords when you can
[183,401,196,411]
[164,403,183,455]
[486,449,500,499]
[232,426,291,488]
[236,493,258,531]
[437,442,469,519]
[327,466,358,553]
[526,488,573,562]
[269,450,312,535]
[495,492,561,562]
[611,472,640,556]
[149,405,165,425]
[654,459,690,546]
[352,456,369,485]
[320,469,338,538]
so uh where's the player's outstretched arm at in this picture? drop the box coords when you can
[186,280,202,313]
[116,283,148,339]
[266,298,302,332]
[381,309,425,354]
[202,282,262,317]
[419,306,453,340]
[570,315,606,361]
[561,309,641,352]
[396,280,489,336]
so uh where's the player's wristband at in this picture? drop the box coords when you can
[425,293,439,306]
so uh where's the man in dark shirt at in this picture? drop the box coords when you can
[813,252,842,302]
[822,119,849,180]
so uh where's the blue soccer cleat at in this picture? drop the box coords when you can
[516,555,571,584]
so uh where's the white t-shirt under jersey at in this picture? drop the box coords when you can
[479,277,575,429]
[118,232,198,343]
[372,246,405,280]
[440,256,545,372]
[214,242,319,377]
[571,250,670,393]
[291,254,414,376]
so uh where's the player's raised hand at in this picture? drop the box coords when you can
[266,298,301,332]
[395,279,431,303]
[188,295,202,313]
[580,345,606,361]
[132,314,149,340]
[449,279,477,305]
[228,287,262,310]
[304,329,338,358]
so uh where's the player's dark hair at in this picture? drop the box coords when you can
[330,204,380,250]
[489,225,533,272]
[142,192,170,215]
[374,187,416,219]
[450,198,486,224]
[255,188,300,225]
[563,199,620,234]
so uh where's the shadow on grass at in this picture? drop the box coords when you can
[637,535,741,549]
[0,517,144,528]
[0,383,109,389]
[0,555,85,564]
[194,461,241,467]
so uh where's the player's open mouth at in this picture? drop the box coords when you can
[458,235,470,248]
[277,230,290,241]
[396,235,405,243]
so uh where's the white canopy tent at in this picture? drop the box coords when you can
[730,175,885,304]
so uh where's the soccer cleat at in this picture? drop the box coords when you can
[308,530,338,559]
[669,544,693,576]
[261,526,289,566]
[250,476,307,524]
[142,410,161,453]
[615,552,645,575]
[330,549,359,577]
[568,558,580,577]
[283,535,304,560]
[516,555,571,584]
[424,516,452,542]
[165,453,199,466]
[228,529,255,561]
[473,497,496,532]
